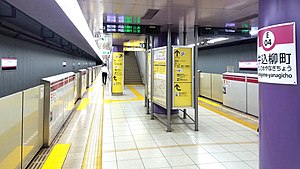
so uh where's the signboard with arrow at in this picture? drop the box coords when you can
[173,47,193,108]
[174,84,181,91]
[112,52,124,94]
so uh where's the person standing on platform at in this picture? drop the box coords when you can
[101,63,108,85]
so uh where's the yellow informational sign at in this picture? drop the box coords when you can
[147,51,151,99]
[123,40,145,47]
[153,47,167,107]
[123,47,145,52]
[173,47,193,108]
[112,52,124,94]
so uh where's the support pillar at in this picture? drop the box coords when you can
[259,0,300,168]
[194,25,199,131]
[166,24,172,132]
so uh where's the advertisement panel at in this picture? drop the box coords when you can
[153,47,167,107]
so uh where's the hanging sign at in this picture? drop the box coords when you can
[173,47,193,108]
[239,61,258,70]
[1,58,17,70]
[257,22,297,85]
[112,52,124,94]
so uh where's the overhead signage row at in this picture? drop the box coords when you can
[103,23,160,35]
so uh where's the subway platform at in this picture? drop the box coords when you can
[36,77,259,169]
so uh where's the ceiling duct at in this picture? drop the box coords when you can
[231,14,258,23]
[142,9,159,19]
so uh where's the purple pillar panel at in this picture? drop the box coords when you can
[259,0,300,169]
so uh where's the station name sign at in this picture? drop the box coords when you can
[257,22,297,85]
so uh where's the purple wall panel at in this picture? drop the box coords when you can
[259,0,300,168]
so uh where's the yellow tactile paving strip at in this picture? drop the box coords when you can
[41,144,70,169]
[104,85,144,103]
[81,85,104,169]
[198,97,221,107]
[198,98,259,131]
[77,98,90,110]
[127,85,144,100]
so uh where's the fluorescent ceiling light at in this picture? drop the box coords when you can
[207,37,229,44]
[187,43,200,47]
[55,0,102,59]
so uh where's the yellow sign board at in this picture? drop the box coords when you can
[112,52,124,94]
[173,47,193,108]
[153,48,167,107]
[123,47,146,52]
[123,40,145,47]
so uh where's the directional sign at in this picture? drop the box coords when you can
[174,84,181,91]
[173,47,193,108]
[174,49,180,58]
[112,52,124,94]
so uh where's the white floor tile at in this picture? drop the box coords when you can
[181,146,207,155]
[210,152,240,162]
[165,155,195,167]
[172,165,199,169]
[160,147,186,157]
[233,151,258,161]
[103,161,118,169]
[135,140,158,148]
[116,150,140,160]
[189,153,218,165]
[221,144,248,152]
[115,142,137,150]
[102,143,115,151]
[142,157,170,169]
[155,139,177,147]
[139,149,164,158]
[114,136,134,143]
[102,152,116,162]
[198,163,226,169]
[174,138,197,145]
[117,159,145,169]
[245,160,259,169]
[222,161,253,169]
[202,145,228,153]
[133,134,153,141]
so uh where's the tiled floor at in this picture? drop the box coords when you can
[102,85,259,169]
[55,76,258,169]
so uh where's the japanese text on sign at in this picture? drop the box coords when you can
[173,47,193,108]
[257,22,297,85]
[112,52,124,93]
[153,47,167,107]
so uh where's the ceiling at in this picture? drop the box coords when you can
[5,0,101,61]
[78,0,259,34]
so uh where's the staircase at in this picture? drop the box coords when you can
[124,52,143,85]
